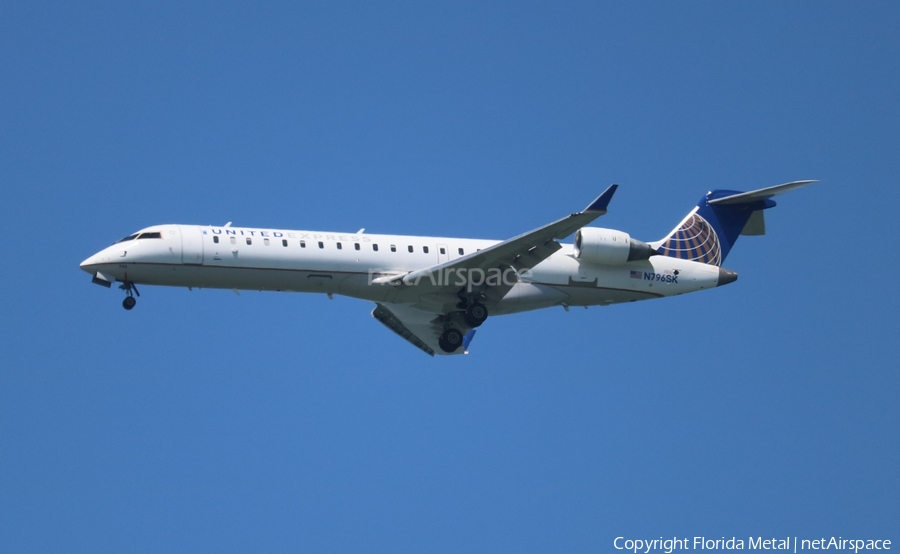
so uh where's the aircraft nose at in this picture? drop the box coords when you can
[80,252,102,273]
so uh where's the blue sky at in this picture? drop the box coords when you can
[1,2,898,552]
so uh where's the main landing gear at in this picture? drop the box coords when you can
[464,302,488,328]
[439,328,464,353]
[438,298,488,353]
[119,281,140,310]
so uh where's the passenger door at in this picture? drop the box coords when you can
[178,225,204,265]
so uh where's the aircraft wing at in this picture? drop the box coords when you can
[369,185,617,355]
[371,302,468,356]
[379,184,618,312]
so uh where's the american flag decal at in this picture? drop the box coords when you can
[630,270,642,279]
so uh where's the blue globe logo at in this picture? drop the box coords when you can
[658,213,722,266]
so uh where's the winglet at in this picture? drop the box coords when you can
[462,330,476,354]
[583,184,619,213]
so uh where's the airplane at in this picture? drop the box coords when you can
[80,180,815,356]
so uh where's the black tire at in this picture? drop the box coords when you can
[440,328,463,352]
[464,303,488,328]
[445,328,463,346]
[123,297,136,310]
[438,337,456,353]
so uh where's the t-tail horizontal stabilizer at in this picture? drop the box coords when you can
[706,180,817,205]
[653,180,816,266]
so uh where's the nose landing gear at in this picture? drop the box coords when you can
[119,281,140,310]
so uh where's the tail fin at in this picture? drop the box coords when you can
[651,180,816,266]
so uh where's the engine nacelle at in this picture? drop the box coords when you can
[573,227,656,265]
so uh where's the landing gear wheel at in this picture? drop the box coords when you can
[119,280,139,310]
[464,303,488,328]
[439,328,464,353]
[438,337,453,353]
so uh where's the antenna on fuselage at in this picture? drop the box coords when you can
[224,222,232,227]
[357,228,365,234]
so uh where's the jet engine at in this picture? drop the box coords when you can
[573,227,656,265]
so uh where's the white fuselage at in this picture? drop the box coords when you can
[80,224,725,314]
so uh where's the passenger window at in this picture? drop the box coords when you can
[337,242,342,250]
[390,245,397,252]
[264,238,270,246]
[300,240,306,248]
[282,239,288,247]
[423,246,429,254]
[407,245,413,253]
[354,243,360,251]
[458,248,464,255]
[246,238,252,245]
[373,244,379,252]
[213,236,219,244]
[230,237,236,245]
[440,247,445,254]
[318,241,324,249]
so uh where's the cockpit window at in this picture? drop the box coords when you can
[116,231,163,244]
[118,231,163,242]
